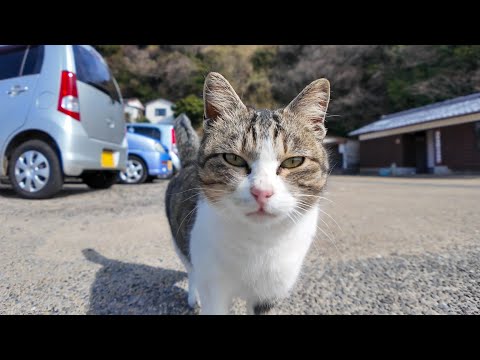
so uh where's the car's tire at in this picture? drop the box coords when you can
[83,171,118,189]
[8,140,63,199]
[118,155,148,184]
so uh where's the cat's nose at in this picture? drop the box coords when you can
[250,186,273,206]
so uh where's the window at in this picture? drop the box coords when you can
[131,126,161,141]
[155,108,167,116]
[475,122,480,150]
[0,45,44,81]
[0,46,27,81]
[22,45,44,76]
[73,45,120,103]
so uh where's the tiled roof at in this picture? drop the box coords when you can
[349,92,480,136]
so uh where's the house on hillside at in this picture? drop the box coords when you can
[349,93,480,175]
[145,98,175,123]
[123,98,145,123]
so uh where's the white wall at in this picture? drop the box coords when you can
[426,129,434,168]
[145,99,174,123]
[124,105,143,123]
[338,140,360,169]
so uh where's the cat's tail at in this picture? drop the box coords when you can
[174,113,200,167]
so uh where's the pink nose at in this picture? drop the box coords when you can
[250,186,273,207]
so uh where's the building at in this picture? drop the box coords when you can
[324,135,359,173]
[123,98,145,123]
[349,93,480,175]
[145,98,175,123]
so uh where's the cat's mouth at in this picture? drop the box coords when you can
[246,208,277,218]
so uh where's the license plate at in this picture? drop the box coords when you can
[167,161,172,171]
[101,151,115,168]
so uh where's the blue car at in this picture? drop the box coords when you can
[118,131,173,184]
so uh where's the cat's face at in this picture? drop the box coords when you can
[198,72,330,226]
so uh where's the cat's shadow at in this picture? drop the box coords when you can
[82,248,196,315]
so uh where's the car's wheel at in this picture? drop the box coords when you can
[118,155,148,184]
[83,171,118,189]
[8,140,63,199]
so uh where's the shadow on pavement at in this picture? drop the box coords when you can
[82,248,194,315]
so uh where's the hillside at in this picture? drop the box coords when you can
[95,45,480,135]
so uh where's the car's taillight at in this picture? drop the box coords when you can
[171,128,176,145]
[57,71,80,121]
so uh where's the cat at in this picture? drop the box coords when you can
[165,72,330,315]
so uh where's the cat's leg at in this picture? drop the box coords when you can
[247,299,276,315]
[197,280,232,315]
[187,270,199,308]
[170,238,199,308]
[246,299,255,315]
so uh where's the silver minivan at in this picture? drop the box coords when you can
[0,45,127,199]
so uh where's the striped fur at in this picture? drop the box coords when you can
[165,72,331,314]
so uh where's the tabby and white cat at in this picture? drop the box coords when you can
[166,72,330,315]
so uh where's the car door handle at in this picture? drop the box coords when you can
[7,85,29,96]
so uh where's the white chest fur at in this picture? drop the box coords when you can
[189,199,319,314]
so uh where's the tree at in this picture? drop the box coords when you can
[94,45,480,136]
[269,45,388,136]
[172,95,204,129]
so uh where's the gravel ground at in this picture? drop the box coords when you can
[0,175,479,315]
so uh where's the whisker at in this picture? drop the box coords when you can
[317,208,344,235]
[292,208,341,259]
[181,192,201,203]
[168,187,228,196]
[296,194,334,204]
[290,209,323,257]
[175,205,199,240]
[167,187,205,195]
[293,196,344,235]
[326,163,338,178]
[287,213,298,226]
[178,188,229,204]
[295,204,334,233]
[313,222,342,259]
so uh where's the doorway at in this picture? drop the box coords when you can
[414,131,427,173]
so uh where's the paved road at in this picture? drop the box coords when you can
[1,175,479,314]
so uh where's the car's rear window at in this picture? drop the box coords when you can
[128,126,162,141]
[73,45,121,103]
[0,46,27,81]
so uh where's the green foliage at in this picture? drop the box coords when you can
[172,95,204,129]
[94,45,480,136]
[251,47,276,72]
[135,116,150,123]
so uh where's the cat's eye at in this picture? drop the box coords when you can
[223,153,248,167]
[280,157,305,169]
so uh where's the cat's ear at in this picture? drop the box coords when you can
[203,72,247,123]
[284,78,330,140]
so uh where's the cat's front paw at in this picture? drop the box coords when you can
[188,292,199,308]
